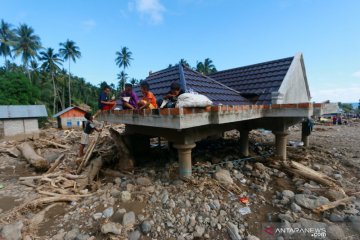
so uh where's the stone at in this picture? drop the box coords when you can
[101,222,122,235]
[326,225,345,239]
[227,222,242,240]
[52,229,66,240]
[128,230,141,240]
[294,194,330,210]
[93,212,102,220]
[110,188,121,197]
[121,191,131,202]
[348,216,360,233]
[246,235,260,240]
[225,161,234,170]
[194,225,205,237]
[291,202,302,212]
[298,218,327,229]
[161,191,169,204]
[328,212,345,222]
[313,164,321,171]
[64,228,80,240]
[102,207,114,218]
[75,233,91,240]
[278,214,294,222]
[254,162,266,172]
[168,199,176,208]
[141,220,152,234]
[136,177,152,186]
[244,164,253,171]
[333,174,342,180]
[114,177,121,185]
[123,211,136,226]
[0,221,23,240]
[282,190,295,199]
[214,169,234,186]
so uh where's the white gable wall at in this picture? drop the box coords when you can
[2,119,40,140]
[274,53,311,104]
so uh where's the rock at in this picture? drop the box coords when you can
[328,212,345,222]
[214,169,234,186]
[102,207,114,218]
[227,222,242,240]
[114,177,121,185]
[52,229,66,240]
[333,174,342,180]
[161,191,169,204]
[278,213,294,222]
[128,230,141,240]
[313,164,321,171]
[327,225,345,239]
[294,194,330,210]
[168,199,176,208]
[291,202,302,212]
[64,228,80,240]
[141,220,152,234]
[282,190,295,199]
[244,164,253,171]
[101,222,122,235]
[110,188,121,197]
[121,191,131,202]
[194,225,205,237]
[254,162,266,172]
[298,218,327,229]
[136,177,152,186]
[75,233,91,240]
[1,221,23,240]
[246,235,260,240]
[123,211,136,226]
[348,216,360,233]
[225,161,234,170]
[93,212,102,220]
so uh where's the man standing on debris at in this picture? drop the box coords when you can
[302,116,314,146]
[79,112,102,157]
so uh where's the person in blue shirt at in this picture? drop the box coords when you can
[98,85,116,110]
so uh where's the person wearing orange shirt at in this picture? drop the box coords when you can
[138,81,158,110]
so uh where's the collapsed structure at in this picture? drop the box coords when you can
[98,53,336,177]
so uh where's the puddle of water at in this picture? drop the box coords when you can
[0,196,22,212]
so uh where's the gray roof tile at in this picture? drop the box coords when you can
[0,105,48,119]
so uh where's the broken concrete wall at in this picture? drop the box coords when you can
[2,119,40,140]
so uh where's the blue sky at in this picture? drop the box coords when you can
[1,0,360,102]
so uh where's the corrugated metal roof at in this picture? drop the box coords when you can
[0,105,48,119]
[208,56,294,104]
[134,65,250,105]
[52,106,86,118]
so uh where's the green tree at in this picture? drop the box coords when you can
[115,47,133,70]
[196,58,217,75]
[338,102,353,113]
[59,39,81,107]
[117,71,128,91]
[12,24,42,80]
[179,58,190,67]
[0,71,40,104]
[0,19,15,64]
[39,48,63,114]
[130,78,139,85]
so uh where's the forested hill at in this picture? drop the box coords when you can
[0,63,100,115]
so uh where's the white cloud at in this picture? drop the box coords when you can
[82,19,96,31]
[132,0,166,24]
[352,70,360,78]
[311,86,360,103]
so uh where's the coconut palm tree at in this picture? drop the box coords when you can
[196,58,217,75]
[12,24,42,81]
[0,19,15,64]
[179,58,190,67]
[130,78,138,85]
[117,71,128,91]
[115,47,133,70]
[59,39,81,107]
[38,48,63,114]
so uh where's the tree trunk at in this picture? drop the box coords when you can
[17,142,49,170]
[109,128,134,171]
[52,73,57,115]
[68,60,71,107]
[76,157,103,190]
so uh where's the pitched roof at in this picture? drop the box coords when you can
[52,106,86,118]
[0,105,48,119]
[134,65,250,105]
[208,56,294,104]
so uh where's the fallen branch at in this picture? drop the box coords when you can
[46,154,65,174]
[37,190,93,197]
[313,196,356,213]
[19,173,60,181]
[17,142,49,170]
[38,139,70,149]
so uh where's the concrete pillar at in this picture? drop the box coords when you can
[239,130,250,157]
[302,134,309,147]
[173,143,196,178]
[273,131,289,160]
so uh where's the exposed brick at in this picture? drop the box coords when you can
[205,106,212,112]
[282,104,297,108]
[221,106,227,112]
[298,103,312,108]
[263,105,271,110]
[194,108,205,113]
[170,108,180,115]
[242,105,250,110]
[211,106,219,112]
[160,108,170,115]
[314,103,322,108]
[227,106,233,112]
[182,108,193,115]
[234,106,239,112]
[271,104,281,109]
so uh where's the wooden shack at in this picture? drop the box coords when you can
[53,107,87,129]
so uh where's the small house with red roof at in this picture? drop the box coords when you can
[53,106,87,129]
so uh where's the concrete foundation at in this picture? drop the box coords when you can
[173,143,196,178]
[273,131,289,160]
[239,130,250,157]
